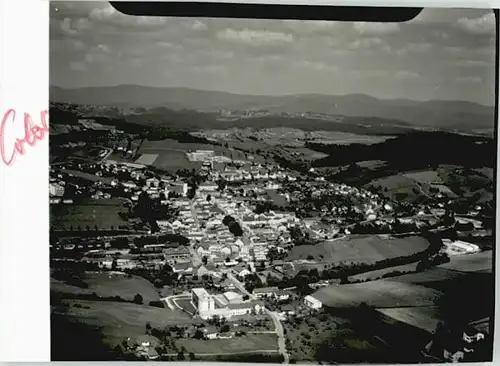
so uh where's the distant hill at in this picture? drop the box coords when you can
[50,85,494,132]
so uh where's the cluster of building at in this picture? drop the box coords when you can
[192,287,264,320]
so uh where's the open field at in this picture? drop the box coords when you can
[177,333,278,354]
[54,300,192,345]
[349,262,419,282]
[474,167,494,180]
[356,160,388,169]
[50,199,129,230]
[134,153,158,165]
[312,279,441,308]
[438,250,493,273]
[376,306,442,333]
[287,235,430,264]
[152,150,201,171]
[403,170,443,184]
[62,169,114,184]
[51,272,161,303]
[174,298,196,315]
[366,175,428,200]
[137,139,250,171]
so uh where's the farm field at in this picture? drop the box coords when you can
[438,250,493,273]
[62,169,114,184]
[134,153,158,165]
[51,272,161,304]
[349,262,419,282]
[312,279,441,308]
[152,150,201,171]
[309,131,394,145]
[403,170,443,184]
[376,306,442,333]
[137,138,250,171]
[177,333,278,354]
[287,235,430,264]
[356,160,388,169]
[474,167,494,180]
[366,174,429,201]
[50,199,129,230]
[54,300,192,345]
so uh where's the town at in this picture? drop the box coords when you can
[50,115,493,363]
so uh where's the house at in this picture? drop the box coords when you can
[164,246,191,264]
[253,286,279,299]
[171,261,193,275]
[304,295,322,309]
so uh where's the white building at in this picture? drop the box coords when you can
[304,295,322,310]
[191,287,264,320]
[49,183,65,197]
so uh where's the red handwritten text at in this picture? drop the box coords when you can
[0,109,49,166]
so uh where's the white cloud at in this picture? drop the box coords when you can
[349,37,391,52]
[457,59,490,67]
[396,71,420,80]
[456,76,482,84]
[397,42,432,56]
[217,28,294,45]
[349,69,387,79]
[353,22,400,35]
[60,17,90,36]
[456,13,495,35]
[84,44,112,64]
[191,20,208,31]
[294,60,338,73]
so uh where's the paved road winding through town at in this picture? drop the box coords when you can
[227,273,289,364]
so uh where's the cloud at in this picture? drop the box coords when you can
[191,20,208,31]
[349,70,388,79]
[457,59,490,68]
[217,28,294,45]
[293,60,338,73]
[456,13,495,35]
[60,17,90,36]
[349,37,391,52]
[193,65,226,74]
[84,44,112,64]
[69,61,86,71]
[353,22,400,35]
[456,76,482,84]
[397,42,432,56]
[89,4,167,29]
[396,71,420,80]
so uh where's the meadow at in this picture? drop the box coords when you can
[54,300,192,346]
[287,235,430,264]
[349,262,419,282]
[178,333,279,354]
[50,199,129,230]
[312,279,441,308]
[51,272,161,304]
[376,306,442,333]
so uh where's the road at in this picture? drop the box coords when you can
[189,198,203,268]
[227,273,289,364]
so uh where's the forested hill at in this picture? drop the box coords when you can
[310,131,495,169]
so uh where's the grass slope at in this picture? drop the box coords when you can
[287,235,430,264]
[51,272,161,304]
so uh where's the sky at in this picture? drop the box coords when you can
[50,2,496,105]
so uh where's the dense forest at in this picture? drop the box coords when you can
[309,131,495,169]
